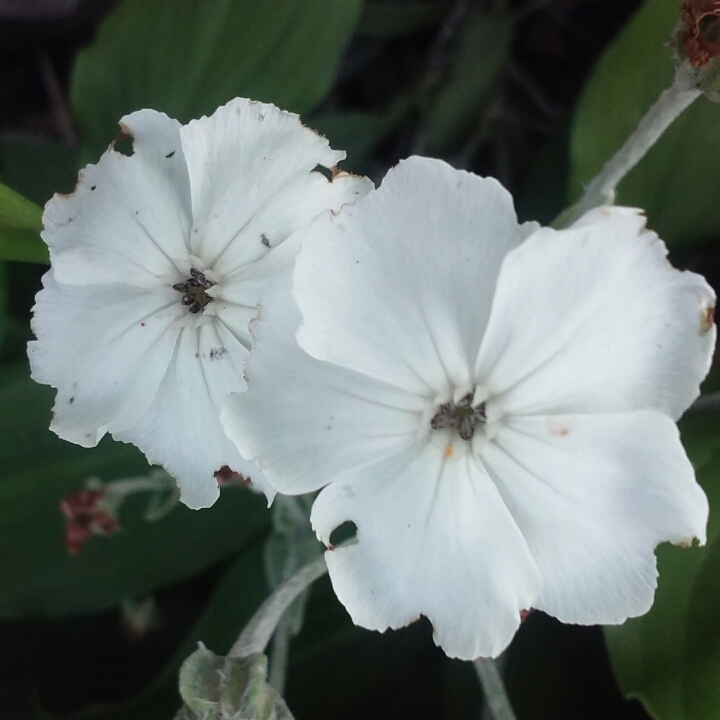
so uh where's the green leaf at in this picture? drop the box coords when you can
[568,0,720,248]
[178,650,294,720]
[604,410,720,719]
[0,140,79,207]
[0,181,42,231]
[425,8,511,153]
[356,1,448,38]
[0,182,48,264]
[0,225,49,264]
[0,140,79,266]
[0,372,270,618]
[70,0,364,160]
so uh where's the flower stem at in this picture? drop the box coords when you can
[106,476,176,496]
[475,658,517,720]
[228,553,328,659]
[267,610,293,694]
[557,73,701,228]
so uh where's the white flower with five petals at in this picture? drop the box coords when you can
[222,156,715,659]
[28,98,371,509]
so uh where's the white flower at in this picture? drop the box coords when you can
[222,156,715,659]
[28,98,371,509]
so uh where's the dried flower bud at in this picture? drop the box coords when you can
[680,0,720,67]
[674,1,720,101]
[59,488,119,555]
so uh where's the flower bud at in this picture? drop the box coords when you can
[674,1,720,100]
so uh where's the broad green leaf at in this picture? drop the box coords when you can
[70,542,270,720]
[0,182,47,264]
[0,181,42,231]
[0,225,49,264]
[71,0,364,160]
[0,372,270,618]
[604,410,720,720]
[356,1,448,38]
[569,0,720,247]
[426,8,511,153]
[0,140,79,207]
[0,263,6,350]
[682,531,720,719]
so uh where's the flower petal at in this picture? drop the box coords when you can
[115,321,270,509]
[475,207,716,419]
[311,442,541,660]
[221,276,424,496]
[211,228,310,350]
[45,109,192,288]
[28,270,181,446]
[294,156,537,396]
[479,411,708,624]
[179,97,371,274]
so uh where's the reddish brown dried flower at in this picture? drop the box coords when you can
[681,0,720,67]
[59,489,119,555]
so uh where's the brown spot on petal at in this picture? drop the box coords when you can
[444,444,454,458]
[681,0,720,67]
[700,301,715,335]
[546,415,573,437]
[675,537,696,548]
[520,608,534,623]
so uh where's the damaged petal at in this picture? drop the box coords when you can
[700,300,716,335]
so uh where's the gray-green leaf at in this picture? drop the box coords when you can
[178,648,294,720]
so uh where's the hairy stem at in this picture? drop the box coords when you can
[267,610,293,694]
[229,553,328,659]
[558,73,700,228]
[475,658,517,720]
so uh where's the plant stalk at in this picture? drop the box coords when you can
[558,73,700,228]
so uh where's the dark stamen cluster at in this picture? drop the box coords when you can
[173,268,214,314]
[431,392,486,441]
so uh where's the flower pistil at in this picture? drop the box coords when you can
[430,392,487,441]
[172,267,215,314]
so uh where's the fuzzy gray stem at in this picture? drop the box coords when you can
[475,658,517,720]
[267,611,293,695]
[229,553,328,659]
[559,78,700,228]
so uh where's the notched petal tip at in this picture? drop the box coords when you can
[112,124,134,152]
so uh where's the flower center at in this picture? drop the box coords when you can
[173,268,214,314]
[430,392,486,441]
